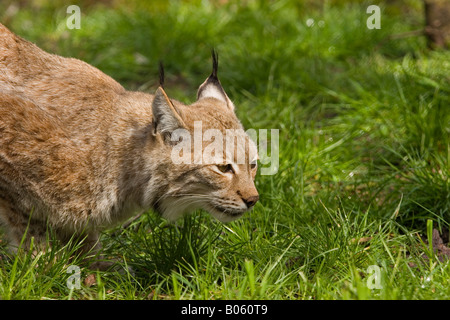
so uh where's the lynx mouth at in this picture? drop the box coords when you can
[207,204,247,222]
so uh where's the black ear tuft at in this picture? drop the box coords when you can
[159,61,165,87]
[211,49,219,80]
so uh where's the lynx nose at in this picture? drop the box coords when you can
[243,195,259,208]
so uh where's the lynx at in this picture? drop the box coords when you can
[0,23,259,266]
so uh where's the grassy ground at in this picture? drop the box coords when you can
[0,0,449,300]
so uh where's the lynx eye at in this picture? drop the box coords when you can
[250,160,257,170]
[217,164,234,174]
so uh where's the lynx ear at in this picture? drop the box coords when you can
[152,86,186,138]
[152,62,186,138]
[197,50,235,111]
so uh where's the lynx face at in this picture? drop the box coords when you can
[155,147,259,223]
[149,53,259,222]
[200,127,259,223]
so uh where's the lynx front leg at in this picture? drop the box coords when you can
[0,200,49,253]
[73,231,113,271]
[74,231,132,273]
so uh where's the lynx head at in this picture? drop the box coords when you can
[150,51,259,222]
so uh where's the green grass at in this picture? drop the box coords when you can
[0,0,449,299]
